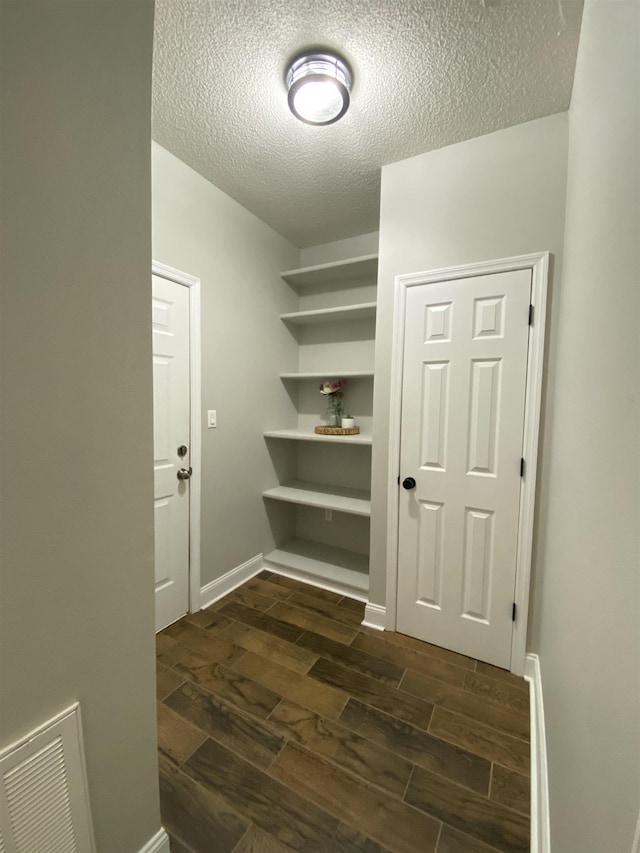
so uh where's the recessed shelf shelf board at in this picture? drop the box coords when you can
[280,302,376,325]
[262,481,371,517]
[279,371,374,380]
[281,254,378,289]
[264,538,369,600]
[264,428,372,446]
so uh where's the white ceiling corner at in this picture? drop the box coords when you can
[152,0,584,248]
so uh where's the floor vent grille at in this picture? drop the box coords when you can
[0,704,95,853]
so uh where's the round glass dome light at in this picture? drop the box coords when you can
[286,52,352,126]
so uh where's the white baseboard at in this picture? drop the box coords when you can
[199,553,264,609]
[138,827,170,853]
[632,809,640,853]
[362,602,386,631]
[524,653,550,853]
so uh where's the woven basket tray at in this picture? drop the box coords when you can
[314,425,360,436]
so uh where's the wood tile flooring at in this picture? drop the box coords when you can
[156,572,530,853]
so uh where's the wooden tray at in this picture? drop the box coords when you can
[314,425,360,435]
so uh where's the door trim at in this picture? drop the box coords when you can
[152,260,202,615]
[385,252,549,675]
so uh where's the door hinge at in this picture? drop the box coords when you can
[520,457,525,477]
[397,475,400,485]
[512,602,517,621]
[528,304,534,326]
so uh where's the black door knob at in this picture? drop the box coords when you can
[402,477,416,490]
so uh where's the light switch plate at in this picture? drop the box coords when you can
[207,410,217,429]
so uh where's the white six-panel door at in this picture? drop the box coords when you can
[396,269,531,668]
[152,274,191,632]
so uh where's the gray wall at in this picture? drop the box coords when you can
[371,114,569,608]
[534,2,640,849]
[0,3,160,852]
[152,144,300,589]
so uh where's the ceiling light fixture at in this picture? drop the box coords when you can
[286,51,352,126]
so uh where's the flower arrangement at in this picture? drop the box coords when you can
[319,378,348,425]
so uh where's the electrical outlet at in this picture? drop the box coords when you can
[324,509,332,521]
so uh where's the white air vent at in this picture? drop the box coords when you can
[0,703,95,853]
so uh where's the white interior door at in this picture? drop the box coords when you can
[153,274,191,632]
[396,269,531,668]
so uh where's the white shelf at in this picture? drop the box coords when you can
[281,254,378,289]
[264,538,369,599]
[262,481,371,517]
[279,371,374,380]
[280,302,376,326]
[264,428,372,446]
[269,251,377,603]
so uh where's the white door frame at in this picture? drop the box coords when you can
[152,260,202,614]
[385,252,549,675]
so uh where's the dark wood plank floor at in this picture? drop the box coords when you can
[156,571,530,853]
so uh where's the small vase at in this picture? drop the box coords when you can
[341,417,355,429]
[326,404,340,427]
[325,394,343,426]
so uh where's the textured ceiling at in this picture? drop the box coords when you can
[152,0,583,248]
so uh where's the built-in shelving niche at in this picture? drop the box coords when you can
[263,254,377,599]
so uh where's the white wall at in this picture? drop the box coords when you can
[371,114,569,606]
[152,144,300,588]
[533,2,640,850]
[0,3,160,852]
[300,231,379,267]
